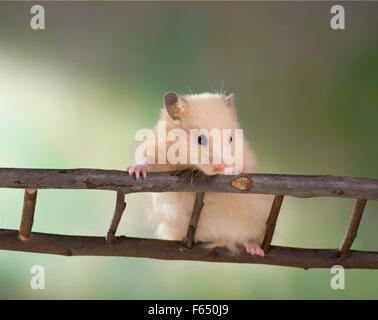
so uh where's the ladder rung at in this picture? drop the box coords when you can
[262,195,284,253]
[18,189,38,241]
[338,199,367,256]
[106,191,126,244]
[184,192,205,249]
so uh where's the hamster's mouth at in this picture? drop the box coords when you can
[173,165,240,184]
[173,167,212,183]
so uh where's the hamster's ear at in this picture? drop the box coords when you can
[225,93,235,108]
[225,93,237,118]
[164,92,187,120]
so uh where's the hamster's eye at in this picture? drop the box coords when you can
[228,136,232,143]
[198,135,207,146]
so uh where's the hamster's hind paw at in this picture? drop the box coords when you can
[126,164,148,180]
[244,241,265,257]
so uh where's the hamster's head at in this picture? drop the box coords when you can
[160,92,247,176]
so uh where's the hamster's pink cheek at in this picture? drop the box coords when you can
[212,163,227,173]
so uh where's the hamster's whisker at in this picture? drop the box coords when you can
[175,165,192,174]
[201,171,207,184]
[193,170,202,183]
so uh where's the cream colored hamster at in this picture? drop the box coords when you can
[127,92,273,256]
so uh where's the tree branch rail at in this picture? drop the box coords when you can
[0,168,377,269]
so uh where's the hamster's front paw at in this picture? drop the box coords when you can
[244,241,265,257]
[126,164,148,180]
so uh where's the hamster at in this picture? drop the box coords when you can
[127,92,273,256]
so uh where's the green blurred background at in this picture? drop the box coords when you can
[0,1,377,299]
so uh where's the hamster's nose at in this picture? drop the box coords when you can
[213,163,227,173]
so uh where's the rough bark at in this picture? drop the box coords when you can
[0,229,377,269]
[1,168,377,200]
